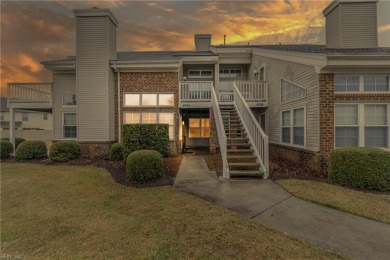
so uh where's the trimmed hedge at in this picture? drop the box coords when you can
[109,143,123,161]
[122,124,169,160]
[329,147,390,191]
[15,140,47,161]
[1,140,13,159]
[126,150,163,183]
[49,141,81,163]
[1,137,26,148]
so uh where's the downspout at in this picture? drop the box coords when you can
[113,63,121,143]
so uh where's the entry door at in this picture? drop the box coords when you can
[259,113,266,133]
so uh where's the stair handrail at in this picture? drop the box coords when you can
[233,83,269,178]
[211,86,229,179]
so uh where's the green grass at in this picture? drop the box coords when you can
[1,164,343,259]
[277,179,390,224]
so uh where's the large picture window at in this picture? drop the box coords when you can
[124,93,174,107]
[123,112,174,139]
[281,108,305,146]
[335,75,389,92]
[335,104,389,148]
[64,113,77,139]
[189,118,210,138]
[281,80,306,103]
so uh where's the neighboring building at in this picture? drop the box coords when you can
[0,97,53,140]
[7,0,390,178]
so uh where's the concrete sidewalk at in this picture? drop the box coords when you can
[174,156,390,260]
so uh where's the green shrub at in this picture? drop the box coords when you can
[109,143,123,161]
[329,147,390,191]
[122,124,169,160]
[0,140,13,159]
[1,137,26,148]
[15,140,47,161]
[49,141,81,163]
[126,150,163,183]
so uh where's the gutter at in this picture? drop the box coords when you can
[113,63,121,143]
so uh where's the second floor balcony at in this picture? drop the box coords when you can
[7,83,52,109]
[179,80,268,108]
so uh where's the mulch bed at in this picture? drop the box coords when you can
[2,156,183,188]
[203,153,223,177]
[270,157,328,181]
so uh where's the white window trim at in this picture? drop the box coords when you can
[62,112,77,140]
[188,70,213,79]
[122,112,175,140]
[123,93,175,107]
[334,103,390,149]
[334,75,390,94]
[219,69,242,78]
[62,94,77,107]
[280,79,307,104]
[280,106,306,148]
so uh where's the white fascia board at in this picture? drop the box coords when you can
[326,55,390,68]
[111,62,179,72]
[252,48,327,68]
[42,63,76,71]
[214,48,253,54]
[181,56,218,64]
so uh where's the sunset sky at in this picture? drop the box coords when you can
[1,0,389,97]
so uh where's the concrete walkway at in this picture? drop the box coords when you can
[174,156,390,259]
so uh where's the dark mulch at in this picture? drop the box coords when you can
[270,157,327,181]
[203,153,223,177]
[2,156,183,188]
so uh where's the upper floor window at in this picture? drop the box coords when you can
[335,75,390,92]
[219,69,242,78]
[22,112,29,121]
[43,113,48,120]
[281,80,306,103]
[364,76,389,92]
[188,70,213,78]
[124,93,174,107]
[63,94,76,106]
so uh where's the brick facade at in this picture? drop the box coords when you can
[209,107,217,153]
[319,73,335,169]
[115,72,180,155]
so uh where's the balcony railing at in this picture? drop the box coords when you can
[8,83,52,104]
[235,81,267,102]
[179,81,212,101]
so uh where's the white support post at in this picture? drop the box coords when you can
[9,107,15,154]
[214,62,220,97]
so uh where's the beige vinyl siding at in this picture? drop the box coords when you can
[52,73,76,140]
[249,55,320,151]
[326,5,341,48]
[76,16,116,141]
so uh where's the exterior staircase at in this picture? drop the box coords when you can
[220,104,263,178]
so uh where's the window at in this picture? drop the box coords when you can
[43,113,48,120]
[63,94,76,106]
[22,112,29,121]
[123,112,175,139]
[63,113,77,139]
[335,104,389,148]
[335,75,390,93]
[364,76,389,92]
[125,94,140,106]
[281,108,305,146]
[124,93,174,107]
[0,112,4,121]
[189,118,210,138]
[281,80,306,103]
[365,104,388,147]
[188,70,213,78]
[335,104,359,147]
[219,69,242,78]
[259,66,265,81]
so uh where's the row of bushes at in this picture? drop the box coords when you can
[1,139,81,162]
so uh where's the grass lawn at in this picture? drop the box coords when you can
[277,179,390,224]
[0,164,343,259]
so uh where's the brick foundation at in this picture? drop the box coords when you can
[270,142,321,171]
[79,141,114,158]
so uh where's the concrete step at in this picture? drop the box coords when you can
[226,143,251,147]
[227,149,254,154]
[229,162,260,167]
[227,155,257,163]
[229,170,263,178]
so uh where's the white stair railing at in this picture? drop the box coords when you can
[211,87,229,179]
[233,83,269,178]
